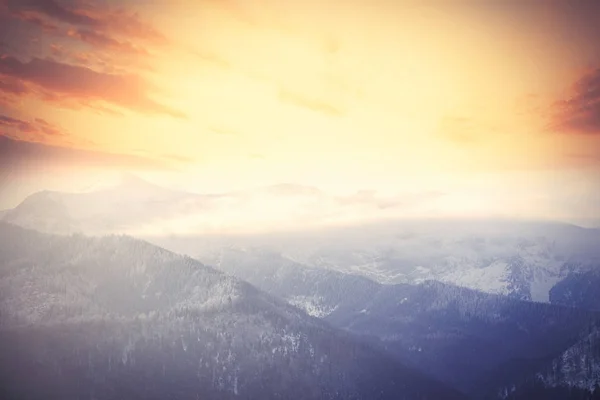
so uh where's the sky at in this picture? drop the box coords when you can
[0,0,599,226]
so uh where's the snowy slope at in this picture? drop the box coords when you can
[196,246,599,397]
[171,219,600,303]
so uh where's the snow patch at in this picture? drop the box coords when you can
[287,295,338,318]
[440,261,511,296]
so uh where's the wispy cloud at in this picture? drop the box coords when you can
[0,77,28,95]
[190,49,231,70]
[3,0,168,45]
[564,152,600,167]
[66,28,150,56]
[0,135,172,170]
[34,117,65,137]
[8,9,60,33]
[549,67,600,135]
[0,56,185,118]
[0,114,65,140]
[1,0,169,75]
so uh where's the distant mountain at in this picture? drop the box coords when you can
[550,271,600,311]
[0,222,465,400]
[194,247,600,397]
[1,174,201,235]
[0,175,442,235]
[157,218,600,303]
[6,177,600,302]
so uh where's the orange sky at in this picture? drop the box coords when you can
[0,0,599,225]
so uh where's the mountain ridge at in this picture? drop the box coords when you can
[0,222,466,400]
[195,246,600,397]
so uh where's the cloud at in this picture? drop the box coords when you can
[0,134,177,207]
[67,28,149,56]
[0,77,28,95]
[4,0,167,45]
[5,0,97,26]
[0,114,65,140]
[549,68,600,135]
[0,114,36,133]
[191,49,231,70]
[1,0,169,67]
[564,152,600,167]
[278,89,344,117]
[0,135,172,170]
[0,56,186,118]
[9,10,60,33]
[49,43,65,57]
[34,117,65,136]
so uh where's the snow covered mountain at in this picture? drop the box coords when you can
[1,173,203,235]
[190,246,600,397]
[157,219,600,304]
[5,176,599,303]
[0,222,465,400]
[2,174,431,236]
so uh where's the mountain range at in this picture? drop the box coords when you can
[1,173,435,236]
[4,175,600,304]
[152,218,600,305]
[2,175,600,398]
[0,222,465,400]
[191,246,600,398]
